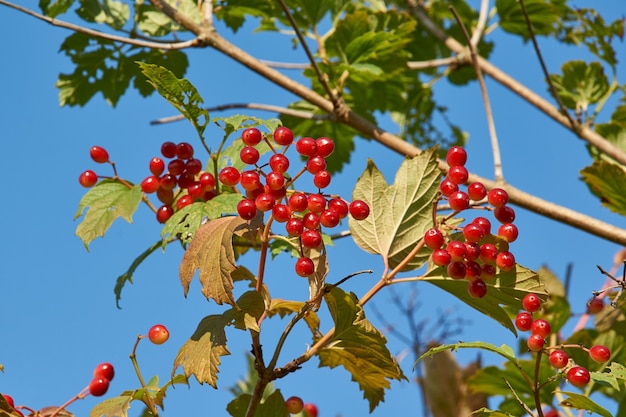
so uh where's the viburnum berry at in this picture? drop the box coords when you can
[240,146,260,165]
[296,137,318,157]
[176,142,194,160]
[320,209,340,228]
[286,218,304,237]
[522,293,542,312]
[307,194,327,213]
[219,167,241,187]
[237,199,258,220]
[240,170,262,191]
[266,171,285,191]
[141,176,161,193]
[79,170,98,187]
[527,334,545,352]
[167,158,185,176]
[269,154,290,173]
[447,261,466,279]
[306,155,327,174]
[472,217,492,235]
[589,345,611,363]
[178,172,195,189]
[273,126,294,146]
[515,312,533,331]
[176,195,194,210]
[496,251,516,271]
[149,157,165,176]
[424,228,444,250]
[328,198,349,218]
[467,279,487,298]
[303,403,319,417]
[447,166,469,185]
[530,318,551,337]
[301,229,322,249]
[465,260,482,279]
[316,137,335,158]
[494,205,516,224]
[439,179,458,197]
[313,170,332,189]
[303,212,321,230]
[446,146,467,167]
[498,223,519,242]
[160,173,177,191]
[488,188,509,207]
[285,396,305,414]
[543,410,558,417]
[432,249,452,266]
[467,182,487,201]
[148,324,170,345]
[272,204,291,223]
[586,297,604,314]
[3,394,15,407]
[349,200,370,220]
[480,264,497,280]
[93,363,115,381]
[156,205,174,223]
[295,257,315,277]
[161,141,177,158]
[241,127,263,146]
[185,158,203,175]
[446,240,467,261]
[90,146,110,163]
[89,377,110,397]
[549,349,569,369]
[479,243,498,265]
[288,192,308,212]
[567,366,590,387]
[448,191,470,212]
[255,193,276,212]
[463,223,485,243]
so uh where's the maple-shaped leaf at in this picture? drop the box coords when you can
[267,299,321,335]
[349,150,441,271]
[74,181,142,249]
[180,216,252,305]
[89,396,132,417]
[172,314,231,388]
[318,287,406,412]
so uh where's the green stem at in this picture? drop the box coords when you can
[533,350,545,417]
[129,335,160,416]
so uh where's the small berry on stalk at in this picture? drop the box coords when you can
[148,324,170,345]
[349,200,370,220]
[467,279,487,298]
[160,173,177,191]
[306,155,327,174]
[527,334,545,352]
[494,205,516,224]
[269,154,290,173]
[463,223,485,243]
[467,182,487,201]
[487,188,509,207]
[90,146,110,163]
[424,228,444,250]
[2,394,15,407]
[328,198,349,218]
[295,258,315,277]
[295,137,318,157]
[79,170,98,187]
[255,193,276,212]
[495,251,515,271]
[472,217,492,235]
[161,141,177,158]
[320,209,340,228]
[307,194,327,213]
[289,192,308,213]
[522,293,541,312]
[549,350,569,369]
[530,319,551,337]
[176,195,194,211]
[219,167,241,187]
[176,142,194,160]
[303,403,319,417]
[185,158,203,175]
[301,229,322,249]
[479,243,498,265]
[273,126,294,146]
[93,363,115,381]
[272,204,291,223]
[447,261,466,280]
[446,240,467,261]
[589,345,611,363]
[149,157,165,176]
[498,223,519,242]
[448,191,470,212]
[237,199,258,220]
[316,137,335,158]
[156,205,174,224]
[241,127,263,146]
[168,158,185,176]
[447,166,469,185]
[285,396,305,414]
[432,249,451,266]
[266,171,286,190]
[439,179,458,197]
[240,146,260,165]
[586,297,604,314]
[446,146,467,167]
[515,312,533,332]
[141,176,161,193]
[313,170,332,189]
[89,377,110,397]
[286,218,304,237]
[567,366,590,387]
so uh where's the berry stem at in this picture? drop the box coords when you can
[129,334,160,416]
[48,388,89,417]
[532,350,545,417]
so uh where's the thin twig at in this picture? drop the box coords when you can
[0,0,200,50]
[259,60,310,69]
[470,0,490,47]
[504,378,536,416]
[407,57,461,70]
[518,0,577,129]
[450,5,504,182]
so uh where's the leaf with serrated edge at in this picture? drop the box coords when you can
[581,160,626,217]
[424,264,544,334]
[89,396,132,417]
[229,291,265,331]
[349,151,441,271]
[74,181,142,249]
[319,287,406,412]
[267,299,320,335]
[155,374,188,408]
[416,341,517,365]
[173,314,231,387]
[558,391,612,417]
[180,216,250,305]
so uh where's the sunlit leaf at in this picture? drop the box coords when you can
[74,181,142,249]
[581,160,626,216]
[76,0,129,30]
[267,299,321,335]
[39,0,74,17]
[550,60,610,111]
[89,396,132,417]
[470,408,517,417]
[558,391,612,417]
[496,0,563,40]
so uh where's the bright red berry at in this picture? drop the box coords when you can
[313,170,332,189]
[141,176,161,193]
[296,137,318,157]
[156,205,174,223]
[288,192,309,212]
[148,324,170,345]
[496,251,515,271]
[446,146,467,167]
[90,146,109,163]
[472,217,492,235]
[586,297,604,314]
[549,349,569,369]
[160,173,177,191]
[543,410,558,417]
[301,229,322,249]
[467,182,487,201]
[149,157,165,176]
[306,155,327,174]
[530,319,551,337]
[480,264,497,280]
[515,312,533,331]
[242,127,263,146]
[478,243,497,265]
[467,278,487,298]
[463,223,485,243]
[448,191,470,211]
[167,158,185,176]
[93,363,115,381]
[269,154,290,173]
[240,171,262,191]
[446,240,467,261]
[89,377,110,396]
[432,249,452,266]
[447,261,466,279]
[488,188,509,207]
[527,334,545,352]
[178,172,196,189]
[255,193,276,212]
[176,142,194,160]
[286,218,304,237]
[567,366,590,387]
[295,258,315,277]
[185,158,203,175]
[219,167,241,187]
[494,205,516,224]
[266,171,285,190]
[465,242,480,261]
[589,345,611,363]
[240,146,260,165]
[273,126,294,146]
[2,394,15,407]
[237,199,258,220]
[307,194,327,214]
[424,228,445,250]
[316,137,335,158]
[439,178,458,197]
[79,170,98,187]
[303,212,321,230]
[498,223,519,242]
[303,403,319,417]
[349,200,370,220]
[161,141,177,158]
[285,396,305,414]
[320,209,340,228]
[447,166,469,185]
[328,198,349,218]
[522,293,541,312]
[271,204,291,223]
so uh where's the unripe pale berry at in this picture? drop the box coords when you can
[148,324,170,345]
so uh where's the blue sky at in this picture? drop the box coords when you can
[1,1,625,416]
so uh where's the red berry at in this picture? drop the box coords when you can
[185,158,203,175]
[237,199,258,220]
[156,205,174,223]
[313,170,332,189]
[432,249,451,266]
[488,188,509,207]
[480,264,497,280]
[467,182,487,201]
[79,170,98,187]
[439,178,459,197]
[286,218,304,237]
[467,279,487,298]
[266,171,285,190]
[320,209,340,228]
[447,261,466,279]
[530,318,551,337]
[242,127,263,146]
[465,260,481,279]
[296,137,318,156]
[306,155,327,174]
[567,366,590,387]
[448,191,470,211]
[273,126,294,146]
[89,377,110,397]
[295,257,315,277]
[93,363,115,381]
[301,229,322,248]
[269,154,290,173]
[2,394,15,407]
[303,403,319,417]
[303,212,321,230]
[549,349,569,369]
[496,251,515,271]
[149,157,165,176]
[424,228,444,250]
[498,223,519,242]
[160,173,177,191]
[240,146,260,165]
[494,205,516,224]
[527,334,545,352]
[255,193,276,212]
[446,240,467,261]
[349,200,370,220]
[156,187,173,204]
[328,198,349,218]
[522,293,541,312]
[161,141,177,158]
[446,146,467,167]
[167,158,185,176]
[240,171,262,191]
[178,172,196,189]
[219,167,241,187]
[176,142,194,160]
[479,243,497,265]
[586,297,604,314]
[465,242,480,261]
[589,345,611,363]
[472,217,492,235]
[316,137,335,158]
[447,166,469,185]
[285,396,305,414]
[308,194,327,213]
[515,312,533,331]
[463,223,485,243]
[289,192,309,212]
[90,146,109,163]
[148,324,170,345]
[544,410,558,417]
[141,176,161,193]
[176,195,194,210]
[272,204,291,223]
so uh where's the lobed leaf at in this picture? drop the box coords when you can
[39,0,74,18]
[76,0,129,30]
[74,181,142,249]
[550,60,610,111]
[349,150,442,271]
[558,391,612,417]
[267,299,321,335]
[581,160,626,217]
[319,287,406,412]
[227,390,289,417]
[496,0,563,40]
[89,396,132,417]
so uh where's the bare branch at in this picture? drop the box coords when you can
[0,0,200,50]
[470,0,490,47]
[407,57,461,70]
[259,60,310,69]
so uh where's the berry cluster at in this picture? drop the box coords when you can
[228,127,369,278]
[2,394,23,417]
[89,362,115,397]
[284,396,318,417]
[515,293,610,388]
[424,146,519,298]
[78,146,110,187]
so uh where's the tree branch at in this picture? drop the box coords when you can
[470,0,490,47]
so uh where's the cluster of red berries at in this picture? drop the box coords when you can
[285,396,318,416]
[229,126,369,278]
[78,146,111,187]
[515,293,610,388]
[2,394,23,417]
[89,362,115,397]
[424,146,518,298]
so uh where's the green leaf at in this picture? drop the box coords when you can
[39,0,74,17]
[424,264,544,334]
[558,391,613,417]
[89,396,132,417]
[496,0,564,40]
[114,239,165,308]
[267,299,321,335]
[76,0,129,30]
[138,62,209,138]
[416,341,517,364]
[349,150,442,271]
[74,181,142,249]
[319,287,406,412]
[137,0,202,37]
[580,160,626,216]
[470,408,517,417]
[173,314,231,387]
[227,390,289,417]
[550,60,610,111]
[229,290,266,332]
